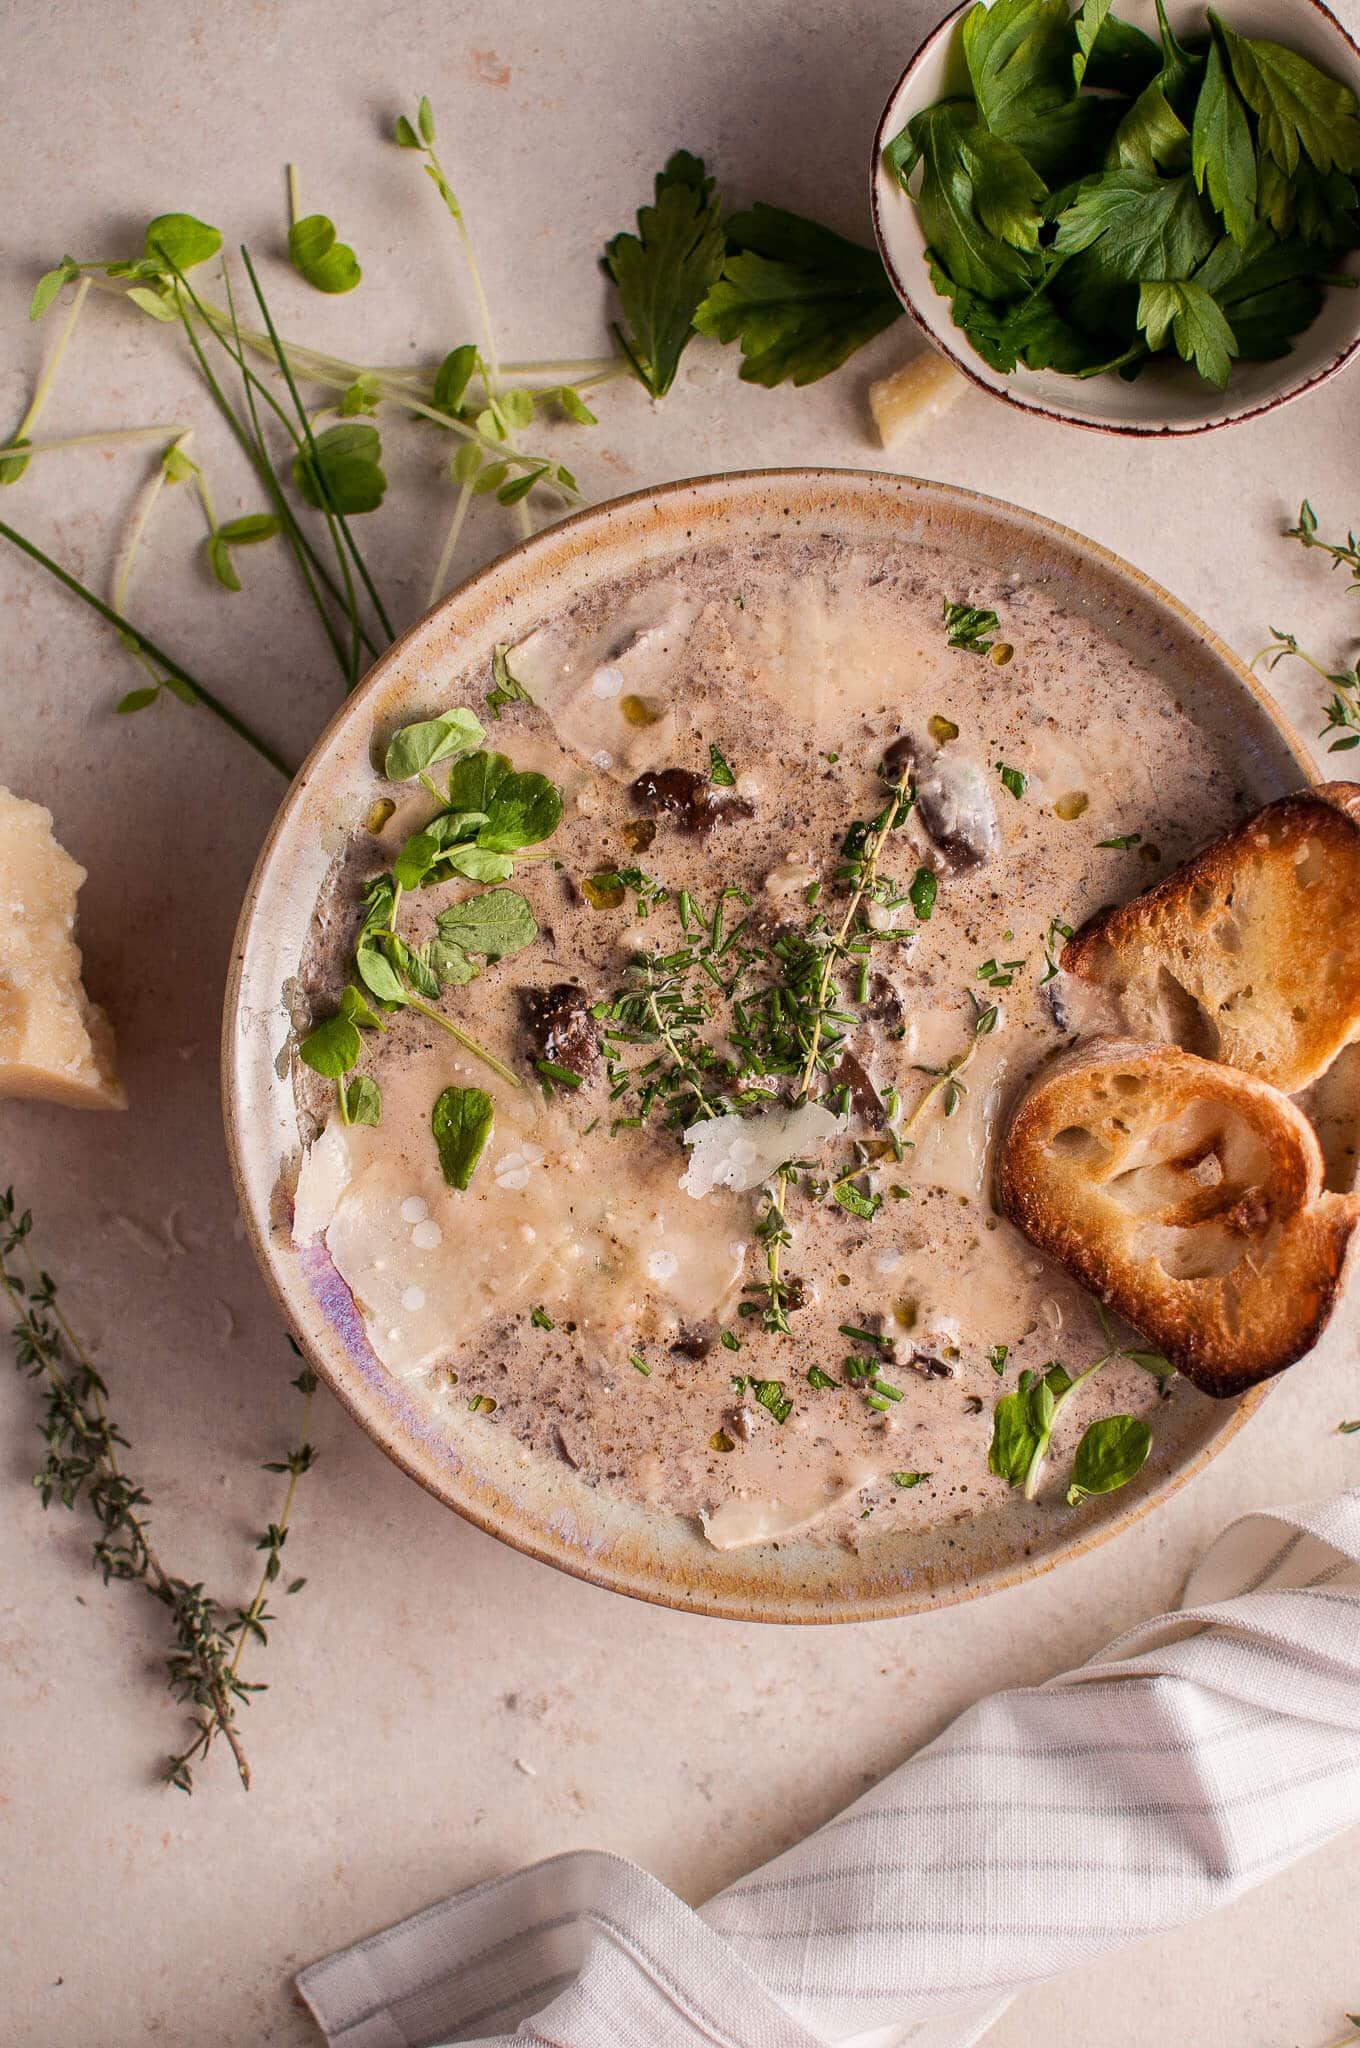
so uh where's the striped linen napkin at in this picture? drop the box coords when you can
[298,1490,1360,2048]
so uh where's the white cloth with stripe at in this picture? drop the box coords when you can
[298,1491,1360,2048]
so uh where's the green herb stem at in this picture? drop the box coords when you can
[402,992,521,1087]
[794,771,911,1100]
[2,1211,254,1789]
[7,275,91,452]
[239,246,396,643]
[0,519,294,779]
[0,421,189,462]
[428,475,474,606]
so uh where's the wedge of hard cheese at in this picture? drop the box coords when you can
[1062,782,1360,1094]
[0,788,125,1110]
[998,1039,1359,1396]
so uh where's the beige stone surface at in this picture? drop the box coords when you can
[1,2,1358,2043]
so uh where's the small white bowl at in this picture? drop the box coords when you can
[871,0,1360,434]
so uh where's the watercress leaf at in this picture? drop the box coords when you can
[471,461,510,495]
[604,149,727,398]
[206,533,242,592]
[1193,31,1258,245]
[1137,278,1238,388]
[499,387,535,430]
[1066,1413,1152,1504]
[386,931,440,999]
[0,436,31,485]
[125,285,180,322]
[441,844,516,883]
[162,443,197,485]
[1044,1362,1074,1403]
[693,200,902,386]
[288,213,362,294]
[478,769,563,852]
[708,742,736,787]
[434,887,538,960]
[432,1083,494,1191]
[143,213,222,273]
[486,644,534,720]
[292,422,386,515]
[433,344,478,415]
[355,936,407,1006]
[339,983,384,1030]
[417,94,437,145]
[116,686,161,714]
[1215,13,1360,178]
[218,513,281,545]
[891,1470,930,1488]
[450,443,483,486]
[394,114,419,149]
[1074,2,1160,93]
[989,1373,1042,1486]
[393,828,442,892]
[163,675,198,705]
[29,258,78,321]
[345,1074,382,1125]
[339,373,381,416]
[299,1012,362,1077]
[384,706,485,781]
[446,748,512,811]
[425,936,478,985]
[556,385,597,425]
[496,465,547,507]
[1125,1346,1177,1381]
[360,872,397,933]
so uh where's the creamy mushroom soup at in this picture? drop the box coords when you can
[290,531,1246,1547]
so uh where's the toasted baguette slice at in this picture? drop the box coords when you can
[998,1039,1360,1396]
[1061,782,1360,1094]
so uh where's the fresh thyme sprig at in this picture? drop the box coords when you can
[904,992,1000,1127]
[741,1164,799,1337]
[165,1348,317,1792]
[1259,503,1360,754]
[2,1189,315,1791]
[792,766,915,1099]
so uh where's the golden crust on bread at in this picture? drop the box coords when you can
[1061,782,1360,1095]
[997,1039,1360,1397]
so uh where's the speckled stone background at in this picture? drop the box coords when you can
[2,3,1358,2043]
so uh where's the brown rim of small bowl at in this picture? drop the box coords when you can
[222,467,1320,1624]
[869,0,1360,439]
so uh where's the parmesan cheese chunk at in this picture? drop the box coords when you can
[868,348,966,448]
[0,788,125,1110]
[680,1102,846,1199]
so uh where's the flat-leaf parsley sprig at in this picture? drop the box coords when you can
[2,1189,316,1792]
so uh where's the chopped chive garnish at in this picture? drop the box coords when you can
[537,1058,583,1091]
[630,1352,651,1376]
